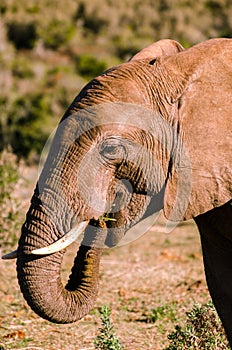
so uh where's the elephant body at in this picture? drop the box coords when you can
[4,38,232,344]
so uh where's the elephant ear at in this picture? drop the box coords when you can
[130,39,184,61]
[162,38,232,221]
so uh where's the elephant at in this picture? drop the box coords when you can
[3,38,232,344]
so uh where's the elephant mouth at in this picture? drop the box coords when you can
[3,179,149,260]
[29,209,127,256]
[1,221,90,260]
[2,210,123,260]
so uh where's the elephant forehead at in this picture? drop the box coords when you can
[56,102,175,158]
[76,102,161,131]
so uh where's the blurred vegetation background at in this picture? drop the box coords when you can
[0,0,232,161]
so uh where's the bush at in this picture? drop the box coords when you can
[165,301,230,350]
[0,93,57,159]
[6,21,37,50]
[0,150,21,250]
[140,303,177,324]
[74,1,108,34]
[75,54,108,79]
[94,305,124,350]
[38,19,75,50]
[11,57,34,78]
[112,34,142,60]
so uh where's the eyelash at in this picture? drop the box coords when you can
[100,139,126,160]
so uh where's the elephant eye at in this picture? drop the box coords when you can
[100,138,126,160]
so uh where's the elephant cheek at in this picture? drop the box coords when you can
[76,169,115,221]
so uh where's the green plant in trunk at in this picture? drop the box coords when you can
[94,305,124,350]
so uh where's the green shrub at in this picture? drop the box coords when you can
[140,303,177,324]
[94,305,124,350]
[6,21,37,50]
[0,3,6,14]
[75,54,107,79]
[11,57,35,79]
[165,301,230,350]
[0,150,21,249]
[112,34,141,60]
[0,93,56,159]
[74,1,108,34]
[38,19,75,50]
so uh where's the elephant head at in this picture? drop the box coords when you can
[4,39,232,323]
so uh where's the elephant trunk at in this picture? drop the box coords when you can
[16,204,105,323]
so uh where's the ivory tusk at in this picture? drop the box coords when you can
[32,221,89,255]
[2,249,18,260]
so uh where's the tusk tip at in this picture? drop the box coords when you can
[2,250,18,260]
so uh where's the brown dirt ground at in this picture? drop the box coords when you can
[0,165,211,350]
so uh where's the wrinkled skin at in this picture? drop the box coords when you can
[10,38,232,343]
